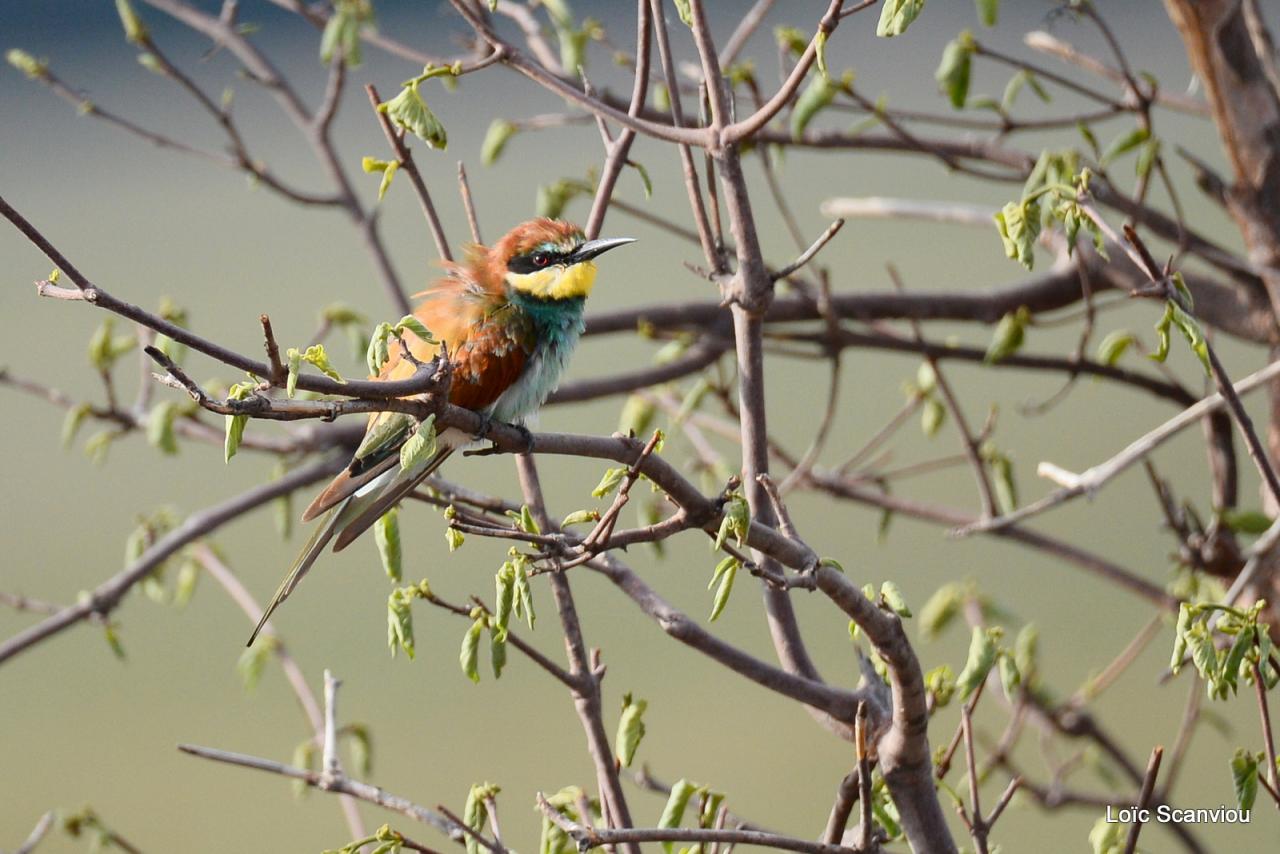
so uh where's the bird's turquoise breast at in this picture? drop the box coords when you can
[488,295,586,423]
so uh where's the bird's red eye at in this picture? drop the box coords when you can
[532,252,550,267]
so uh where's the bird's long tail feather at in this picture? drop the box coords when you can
[332,446,455,552]
[246,466,396,646]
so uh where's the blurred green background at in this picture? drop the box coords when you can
[2,1,1274,851]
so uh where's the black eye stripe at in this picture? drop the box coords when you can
[508,248,572,274]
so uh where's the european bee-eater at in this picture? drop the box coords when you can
[249,219,633,643]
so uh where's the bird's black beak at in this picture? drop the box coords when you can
[569,237,635,264]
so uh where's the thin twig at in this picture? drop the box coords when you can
[1123,746,1164,854]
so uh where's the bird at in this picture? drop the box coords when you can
[248,218,633,644]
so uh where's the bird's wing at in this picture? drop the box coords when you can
[331,442,457,552]
[300,412,415,521]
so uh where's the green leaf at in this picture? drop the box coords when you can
[1222,509,1274,535]
[988,450,1017,514]
[1187,629,1219,686]
[956,626,999,701]
[367,321,394,374]
[6,49,48,79]
[299,344,344,384]
[516,505,541,535]
[673,0,693,28]
[394,315,436,343]
[1170,603,1192,674]
[919,583,963,640]
[536,178,589,219]
[630,159,653,199]
[1002,69,1049,110]
[915,361,937,394]
[715,495,750,550]
[708,558,738,621]
[460,617,484,683]
[154,297,190,365]
[653,81,671,112]
[446,527,465,551]
[789,71,850,139]
[877,0,927,37]
[463,784,498,854]
[320,0,374,67]
[322,302,368,327]
[880,581,912,618]
[921,396,946,438]
[1135,137,1161,179]
[1077,121,1101,158]
[490,622,507,678]
[1101,126,1150,165]
[1096,330,1136,366]
[1151,302,1173,363]
[1169,300,1211,375]
[84,430,115,466]
[1088,817,1124,854]
[375,509,402,581]
[658,779,699,853]
[114,0,149,43]
[286,348,302,398]
[62,402,93,449]
[292,740,317,798]
[1013,622,1038,682]
[481,119,518,166]
[399,415,438,472]
[976,0,998,27]
[103,622,126,659]
[935,33,973,109]
[998,651,1020,699]
[775,26,807,57]
[985,306,1029,363]
[224,381,254,463]
[539,789,581,854]
[362,156,400,202]
[925,664,956,708]
[618,395,657,438]
[994,200,1041,270]
[514,560,536,629]
[387,588,416,659]
[614,693,648,767]
[173,556,200,608]
[592,466,627,498]
[1221,628,1252,694]
[378,79,447,149]
[814,29,829,79]
[1230,749,1260,811]
[136,52,161,73]
[88,317,136,372]
[345,724,373,777]
[494,563,515,640]
[146,401,180,455]
[236,635,277,691]
[561,509,599,527]
[1150,297,1210,374]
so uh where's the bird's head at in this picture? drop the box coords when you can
[493,218,633,300]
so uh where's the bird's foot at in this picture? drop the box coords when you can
[514,423,535,453]
[462,419,534,457]
[471,412,494,442]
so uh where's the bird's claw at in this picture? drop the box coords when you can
[462,421,534,457]
[471,412,494,442]
[515,423,534,453]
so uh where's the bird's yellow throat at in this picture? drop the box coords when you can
[506,260,597,300]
